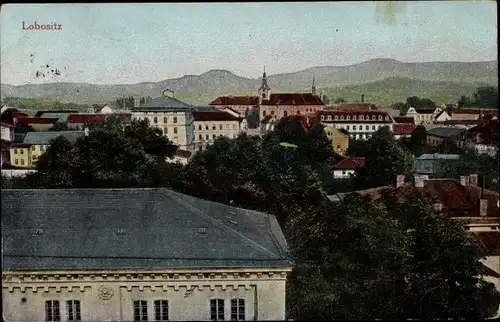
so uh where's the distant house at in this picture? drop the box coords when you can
[426,127,466,147]
[210,96,259,118]
[405,106,443,125]
[433,110,451,122]
[88,104,113,114]
[15,117,59,132]
[392,123,416,139]
[1,122,15,142]
[437,119,483,129]
[332,156,365,178]
[260,115,275,134]
[412,153,461,175]
[1,188,294,322]
[13,131,86,168]
[463,119,499,156]
[324,126,349,155]
[167,149,193,165]
[131,91,195,151]
[319,110,394,140]
[192,111,246,151]
[451,108,498,121]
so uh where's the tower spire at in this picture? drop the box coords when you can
[312,76,317,96]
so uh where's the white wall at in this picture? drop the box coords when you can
[1,169,37,178]
[2,270,290,321]
[333,169,355,178]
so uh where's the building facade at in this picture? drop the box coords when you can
[1,188,294,321]
[324,126,349,154]
[131,93,196,152]
[193,111,246,151]
[404,107,443,125]
[209,96,259,118]
[318,110,394,140]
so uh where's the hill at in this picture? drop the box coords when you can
[1,59,497,106]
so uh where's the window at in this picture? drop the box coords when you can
[271,110,275,115]
[199,134,203,140]
[372,125,376,130]
[340,116,344,120]
[41,145,45,152]
[31,145,36,151]
[205,125,209,130]
[353,125,357,131]
[213,134,216,140]
[231,299,245,321]
[328,115,332,121]
[346,115,350,120]
[164,117,168,123]
[173,117,178,123]
[263,111,267,116]
[211,299,224,321]
[67,300,81,321]
[164,127,168,134]
[20,159,25,165]
[198,125,202,130]
[212,125,216,130]
[346,126,350,130]
[206,134,209,140]
[342,170,346,175]
[15,159,18,165]
[297,110,301,115]
[320,115,324,121]
[337,144,341,149]
[153,117,158,124]
[134,300,148,321]
[360,115,364,120]
[219,124,223,130]
[372,115,376,120]
[365,125,369,130]
[154,300,168,321]
[284,111,288,117]
[378,116,382,120]
[173,127,178,134]
[20,149,24,154]
[334,115,338,120]
[232,124,236,129]
[46,300,61,321]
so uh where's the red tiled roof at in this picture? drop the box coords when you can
[210,96,259,106]
[0,122,14,127]
[354,179,500,218]
[16,117,58,125]
[333,157,366,170]
[318,110,393,123]
[393,124,417,135]
[261,93,324,106]
[336,103,377,111]
[442,119,483,126]
[12,112,28,118]
[471,231,500,256]
[67,113,131,124]
[393,116,415,124]
[454,108,498,115]
[192,111,242,121]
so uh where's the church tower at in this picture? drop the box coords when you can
[258,66,271,102]
[311,77,317,96]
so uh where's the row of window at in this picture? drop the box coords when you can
[333,124,386,132]
[197,124,237,131]
[156,126,178,135]
[43,299,245,321]
[197,133,237,141]
[152,117,178,124]
[322,114,390,121]
[13,145,48,154]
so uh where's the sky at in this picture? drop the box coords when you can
[0,1,497,86]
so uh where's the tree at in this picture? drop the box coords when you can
[391,102,406,115]
[473,86,498,108]
[458,95,473,108]
[25,116,178,188]
[322,94,330,105]
[140,97,145,105]
[406,96,436,109]
[246,107,260,129]
[334,97,346,104]
[403,125,427,156]
[354,126,414,189]
[346,138,369,157]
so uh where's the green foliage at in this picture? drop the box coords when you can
[457,86,499,108]
[321,94,330,105]
[406,96,437,109]
[246,107,260,129]
[3,97,91,112]
[115,96,135,109]
[334,97,345,104]
[26,116,178,188]
[354,127,414,188]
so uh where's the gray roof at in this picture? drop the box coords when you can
[417,153,461,160]
[327,193,346,203]
[22,131,86,145]
[426,127,465,138]
[40,112,71,123]
[1,188,294,271]
[133,96,191,111]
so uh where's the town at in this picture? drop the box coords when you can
[1,2,499,322]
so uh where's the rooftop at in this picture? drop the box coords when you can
[332,157,366,170]
[22,131,86,145]
[134,96,191,110]
[417,153,461,160]
[426,127,465,138]
[261,93,324,106]
[1,188,293,270]
[192,111,242,121]
[210,96,259,106]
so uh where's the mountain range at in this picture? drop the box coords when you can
[1,58,497,106]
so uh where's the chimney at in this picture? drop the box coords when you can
[469,174,478,186]
[434,202,443,212]
[479,199,488,216]
[84,127,89,136]
[361,94,365,103]
[414,175,427,188]
[459,176,468,186]
[396,175,405,188]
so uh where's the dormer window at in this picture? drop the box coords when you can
[321,115,325,121]
[340,116,344,120]
[353,116,357,120]
[372,115,376,120]
[378,115,382,121]
[360,115,364,120]
[385,116,390,121]
[346,115,350,120]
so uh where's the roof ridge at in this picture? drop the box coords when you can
[165,190,280,258]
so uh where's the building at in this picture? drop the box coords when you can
[426,127,466,147]
[209,96,259,118]
[404,107,443,125]
[451,108,498,121]
[393,123,417,140]
[332,156,365,178]
[193,111,246,151]
[324,126,349,155]
[318,110,394,140]
[463,119,499,156]
[412,153,461,175]
[67,113,131,130]
[258,72,325,121]
[131,91,196,152]
[18,131,86,167]
[167,149,193,165]
[1,188,294,322]
[435,119,484,129]
[393,116,415,124]
[15,117,59,131]
[433,110,452,123]
[1,122,15,142]
[9,143,31,167]
[88,104,113,114]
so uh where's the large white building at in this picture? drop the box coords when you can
[318,110,394,140]
[1,188,294,321]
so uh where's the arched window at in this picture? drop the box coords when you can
[153,117,158,124]
[284,111,288,117]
